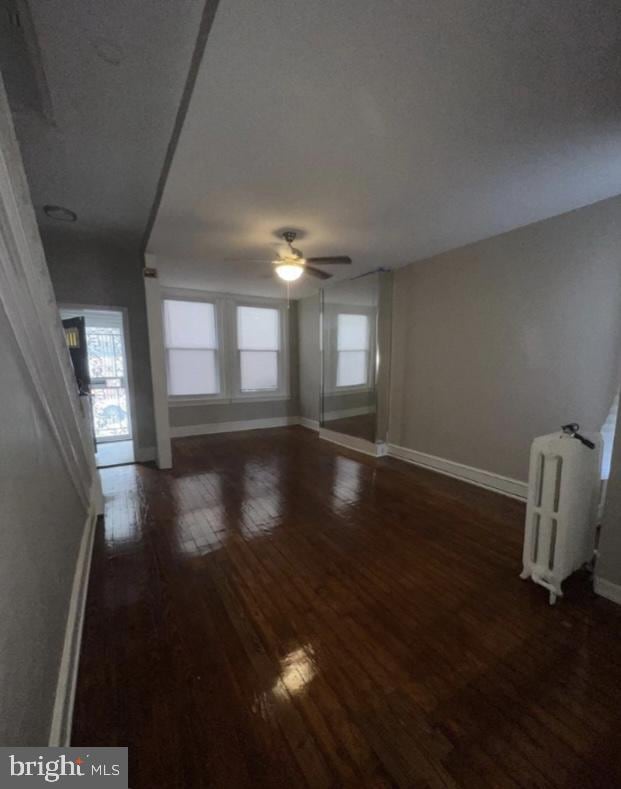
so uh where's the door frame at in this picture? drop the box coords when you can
[59,303,137,446]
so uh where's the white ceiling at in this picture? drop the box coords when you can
[148,0,621,298]
[10,0,206,246]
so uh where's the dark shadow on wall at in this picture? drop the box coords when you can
[42,227,156,457]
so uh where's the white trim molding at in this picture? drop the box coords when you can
[594,576,621,606]
[319,427,387,458]
[49,481,102,746]
[171,415,299,438]
[299,417,320,431]
[386,443,528,500]
[144,261,172,469]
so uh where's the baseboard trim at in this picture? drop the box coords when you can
[170,416,299,438]
[594,576,621,605]
[386,443,528,501]
[323,406,375,421]
[49,483,100,746]
[299,417,320,431]
[319,427,386,458]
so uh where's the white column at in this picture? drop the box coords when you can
[144,258,172,469]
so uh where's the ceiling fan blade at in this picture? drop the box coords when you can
[305,266,332,280]
[305,256,352,264]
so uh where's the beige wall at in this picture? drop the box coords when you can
[389,195,621,482]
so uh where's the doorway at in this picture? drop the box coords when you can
[60,306,135,467]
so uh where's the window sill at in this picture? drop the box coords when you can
[169,394,291,408]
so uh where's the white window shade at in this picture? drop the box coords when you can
[240,351,278,392]
[237,306,279,350]
[336,351,367,387]
[167,350,219,396]
[337,314,369,351]
[164,300,217,348]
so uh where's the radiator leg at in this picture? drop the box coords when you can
[520,567,530,580]
[549,591,557,605]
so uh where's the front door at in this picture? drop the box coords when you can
[61,308,132,443]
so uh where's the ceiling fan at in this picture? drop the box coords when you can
[227,231,352,282]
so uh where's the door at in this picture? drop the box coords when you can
[61,308,133,444]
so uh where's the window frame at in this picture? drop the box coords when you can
[162,288,290,406]
[230,297,290,401]
[162,290,228,405]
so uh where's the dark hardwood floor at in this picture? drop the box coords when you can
[73,426,621,788]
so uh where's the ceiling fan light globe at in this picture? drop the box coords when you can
[275,263,304,282]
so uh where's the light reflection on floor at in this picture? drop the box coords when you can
[331,455,364,514]
[273,644,317,700]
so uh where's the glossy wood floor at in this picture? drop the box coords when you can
[73,426,621,789]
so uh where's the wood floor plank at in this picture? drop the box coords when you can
[72,427,621,788]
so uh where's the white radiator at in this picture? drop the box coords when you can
[521,430,602,604]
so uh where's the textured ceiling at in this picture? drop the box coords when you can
[148,0,621,297]
[10,0,207,247]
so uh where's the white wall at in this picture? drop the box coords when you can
[0,307,86,744]
[0,75,97,744]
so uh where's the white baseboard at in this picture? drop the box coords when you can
[299,417,320,431]
[594,576,621,605]
[170,416,299,438]
[323,406,375,421]
[319,427,386,457]
[386,443,528,501]
[49,480,100,746]
[134,445,156,463]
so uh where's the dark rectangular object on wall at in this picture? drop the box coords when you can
[62,316,90,394]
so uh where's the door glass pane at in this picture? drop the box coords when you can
[336,350,367,387]
[167,349,219,395]
[86,326,125,378]
[240,350,278,391]
[91,387,129,439]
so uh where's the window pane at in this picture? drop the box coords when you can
[337,313,369,351]
[240,350,278,392]
[336,350,367,387]
[167,349,219,395]
[237,306,279,350]
[91,387,129,439]
[164,300,217,349]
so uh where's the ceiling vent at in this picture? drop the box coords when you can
[0,0,53,120]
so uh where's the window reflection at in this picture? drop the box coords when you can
[273,644,317,700]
